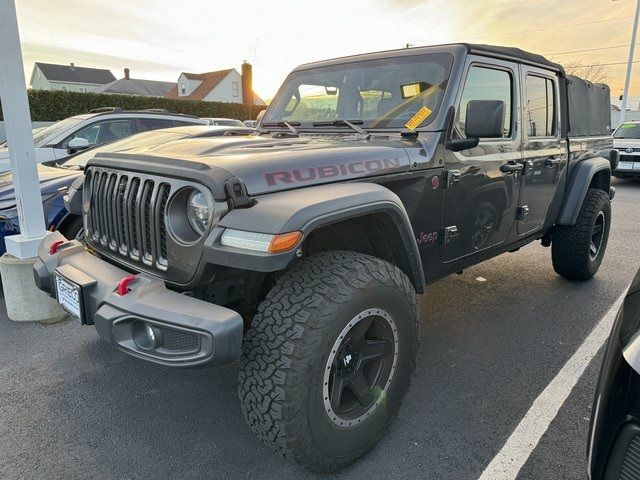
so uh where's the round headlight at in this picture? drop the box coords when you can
[187,190,210,235]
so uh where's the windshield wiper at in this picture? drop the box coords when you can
[260,121,301,137]
[312,120,370,139]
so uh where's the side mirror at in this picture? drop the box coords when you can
[67,137,90,154]
[465,100,505,139]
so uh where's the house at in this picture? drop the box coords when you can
[30,62,116,92]
[165,62,265,105]
[95,68,176,97]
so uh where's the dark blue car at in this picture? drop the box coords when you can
[0,125,253,255]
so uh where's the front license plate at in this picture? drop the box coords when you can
[618,161,634,171]
[55,273,83,321]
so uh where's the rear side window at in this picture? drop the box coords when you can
[173,120,199,127]
[457,66,513,138]
[524,75,556,137]
[138,118,175,132]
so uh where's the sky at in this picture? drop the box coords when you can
[13,0,640,104]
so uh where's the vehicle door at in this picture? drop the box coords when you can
[440,58,522,263]
[53,118,134,158]
[517,68,566,235]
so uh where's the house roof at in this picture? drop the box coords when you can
[34,62,116,85]
[95,78,177,97]
[165,69,234,100]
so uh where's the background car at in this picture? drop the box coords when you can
[0,107,206,172]
[612,121,640,179]
[0,125,254,255]
[202,117,245,127]
[588,267,640,479]
[243,120,258,128]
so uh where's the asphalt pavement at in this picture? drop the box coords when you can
[1,178,639,480]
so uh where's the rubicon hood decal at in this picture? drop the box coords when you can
[265,158,402,186]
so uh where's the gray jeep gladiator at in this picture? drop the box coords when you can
[33,43,617,472]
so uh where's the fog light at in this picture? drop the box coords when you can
[132,320,161,350]
[145,324,156,345]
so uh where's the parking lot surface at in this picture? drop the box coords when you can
[1,178,639,480]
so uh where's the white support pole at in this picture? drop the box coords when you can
[620,0,640,124]
[0,0,48,259]
[0,0,64,323]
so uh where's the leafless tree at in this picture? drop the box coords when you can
[550,58,611,83]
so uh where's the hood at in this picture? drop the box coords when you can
[614,138,640,149]
[93,135,413,196]
[0,164,82,204]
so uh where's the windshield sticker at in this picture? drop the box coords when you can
[405,106,433,130]
[621,123,636,128]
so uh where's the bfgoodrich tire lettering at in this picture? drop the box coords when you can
[552,188,611,280]
[238,251,419,472]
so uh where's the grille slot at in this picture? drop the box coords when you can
[620,435,640,480]
[159,328,201,353]
[87,170,169,270]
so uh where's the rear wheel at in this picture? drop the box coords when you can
[552,188,611,280]
[238,251,419,472]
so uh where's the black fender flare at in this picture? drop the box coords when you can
[557,157,611,225]
[203,182,425,293]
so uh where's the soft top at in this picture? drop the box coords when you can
[463,44,565,75]
[565,75,611,137]
[294,43,565,75]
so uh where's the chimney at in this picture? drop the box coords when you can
[241,61,253,105]
[124,68,130,80]
[70,62,75,71]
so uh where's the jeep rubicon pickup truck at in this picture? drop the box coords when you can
[33,43,617,472]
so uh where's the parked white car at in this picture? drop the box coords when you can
[0,107,206,173]
[612,121,640,178]
[202,117,245,127]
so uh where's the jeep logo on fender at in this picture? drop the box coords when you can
[265,158,402,186]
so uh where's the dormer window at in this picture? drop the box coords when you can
[180,83,186,95]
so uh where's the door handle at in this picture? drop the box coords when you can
[446,170,461,188]
[500,162,524,174]
[544,158,562,167]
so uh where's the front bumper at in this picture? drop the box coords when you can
[613,153,640,177]
[33,232,243,367]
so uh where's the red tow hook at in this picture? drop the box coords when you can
[49,240,65,255]
[116,274,136,296]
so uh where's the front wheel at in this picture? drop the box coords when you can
[552,188,611,280]
[238,251,419,472]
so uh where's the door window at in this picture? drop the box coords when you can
[524,75,555,137]
[457,66,513,138]
[138,118,174,132]
[62,119,132,148]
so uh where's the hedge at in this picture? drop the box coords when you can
[0,89,267,121]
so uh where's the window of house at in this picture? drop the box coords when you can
[180,83,186,95]
[77,87,86,93]
[457,66,513,138]
[524,75,555,137]
[60,85,68,92]
[232,81,239,97]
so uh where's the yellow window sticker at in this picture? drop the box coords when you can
[405,106,432,130]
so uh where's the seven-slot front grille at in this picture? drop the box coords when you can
[86,169,171,270]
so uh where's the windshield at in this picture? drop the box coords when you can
[614,123,640,139]
[263,53,454,130]
[32,117,85,147]
[60,129,189,169]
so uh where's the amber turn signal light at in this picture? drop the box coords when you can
[269,231,302,253]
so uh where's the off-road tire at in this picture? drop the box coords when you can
[238,251,419,472]
[552,188,611,280]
